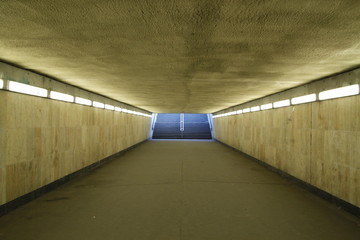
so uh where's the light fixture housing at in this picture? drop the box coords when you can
[291,94,316,105]
[75,97,92,106]
[260,103,272,110]
[8,81,48,97]
[319,84,359,100]
[242,108,250,113]
[273,99,290,108]
[105,104,115,110]
[0,79,3,89]
[93,101,105,108]
[250,106,260,112]
[50,91,74,102]
[115,107,123,112]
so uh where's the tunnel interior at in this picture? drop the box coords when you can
[0,0,360,239]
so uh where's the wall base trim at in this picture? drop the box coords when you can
[0,139,149,217]
[215,139,360,218]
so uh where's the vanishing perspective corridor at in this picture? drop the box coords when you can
[1,1,360,239]
[0,141,359,240]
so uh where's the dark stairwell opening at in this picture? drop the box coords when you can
[152,113,212,139]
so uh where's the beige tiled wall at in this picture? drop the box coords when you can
[0,91,151,205]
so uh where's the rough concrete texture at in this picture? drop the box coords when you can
[1,1,360,113]
[0,141,359,240]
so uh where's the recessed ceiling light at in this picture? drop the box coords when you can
[250,106,260,112]
[291,94,316,105]
[319,84,359,100]
[8,81,48,97]
[75,97,92,106]
[50,91,74,102]
[93,101,105,108]
[273,99,290,108]
[260,103,272,110]
[105,104,115,110]
[115,107,122,112]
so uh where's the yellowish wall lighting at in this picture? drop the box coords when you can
[319,84,359,100]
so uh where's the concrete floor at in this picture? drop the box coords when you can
[0,141,359,240]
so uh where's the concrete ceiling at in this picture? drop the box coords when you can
[1,0,360,113]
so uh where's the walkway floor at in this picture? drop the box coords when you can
[0,140,359,240]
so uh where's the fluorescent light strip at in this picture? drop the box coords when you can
[93,101,105,108]
[8,81,48,97]
[105,104,115,110]
[115,107,122,112]
[291,94,316,105]
[209,84,359,116]
[260,103,272,110]
[273,99,290,108]
[319,84,359,100]
[75,97,92,106]
[250,106,260,112]
[50,91,74,102]
[4,79,152,117]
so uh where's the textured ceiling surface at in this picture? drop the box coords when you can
[1,0,360,113]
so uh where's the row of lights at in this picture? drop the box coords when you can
[213,84,360,118]
[0,79,152,118]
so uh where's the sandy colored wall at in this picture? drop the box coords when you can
[213,94,360,208]
[0,91,151,205]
